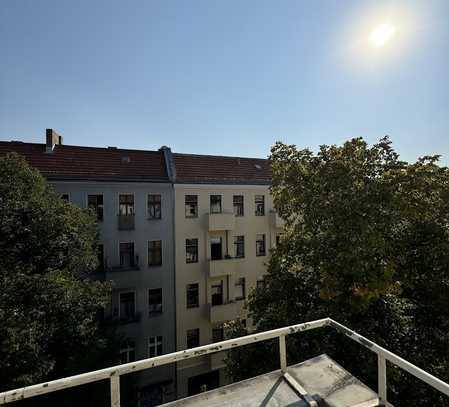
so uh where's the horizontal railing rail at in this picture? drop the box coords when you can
[1,317,448,406]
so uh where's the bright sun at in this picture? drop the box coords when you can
[369,23,397,47]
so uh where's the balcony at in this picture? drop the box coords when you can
[107,264,140,272]
[117,214,135,230]
[270,210,284,229]
[208,212,235,231]
[208,301,241,324]
[209,351,226,370]
[104,311,142,326]
[106,256,140,272]
[209,257,239,278]
[2,318,449,407]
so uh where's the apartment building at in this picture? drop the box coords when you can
[171,153,283,397]
[0,130,284,402]
[0,131,177,406]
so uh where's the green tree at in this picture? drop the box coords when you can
[0,153,120,405]
[225,138,449,406]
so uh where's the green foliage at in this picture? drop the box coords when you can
[0,153,120,404]
[226,138,449,406]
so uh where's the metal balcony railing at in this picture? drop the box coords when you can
[117,214,135,230]
[1,318,448,406]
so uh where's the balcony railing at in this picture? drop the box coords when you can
[104,311,142,326]
[208,257,240,277]
[1,318,448,406]
[107,264,140,272]
[208,301,241,323]
[208,212,235,231]
[117,214,135,230]
[270,210,284,229]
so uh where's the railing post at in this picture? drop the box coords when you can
[378,354,387,405]
[110,374,120,407]
[279,334,287,372]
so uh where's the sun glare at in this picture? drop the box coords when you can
[369,23,396,47]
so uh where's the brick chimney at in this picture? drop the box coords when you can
[45,129,63,153]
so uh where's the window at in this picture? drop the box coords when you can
[256,234,266,256]
[186,283,199,308]
[233,195,244,216]
[120,339,135,364]
[148,336,163,357]
[119,292,135,320]
[186,238,198,263]
[97,244,104,271]
[88,194,104,221]
[255,195,265,216]
[61,193,69,202]
[235,278,246,300]
[148,240,162,266]
[148,194,161,219]
[210,195,222,214]
[257,279,266,290]
[148,288,162,315]
[276,234,281,246]
[185,195,198,218]
[234,236,245,258]
[211,281,223,306]
[119,194,134,215]
[120,242,135,267]
[210,237,222,261]
[187,328,200,349]
[212,325,224,343]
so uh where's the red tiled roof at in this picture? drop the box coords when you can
[0,140,272,184]
[0,142,168,182]
[173,153,271,185]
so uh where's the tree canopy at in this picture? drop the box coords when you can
[0,153,119,404]
[226,137,449,406]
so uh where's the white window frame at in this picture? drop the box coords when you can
[120,338,135,364]
[118,290,136,320]
[148,287,163,315]
[147,193,162,220]
[86,193,104,221]
[118,192,135,216]
[147,239,163,267]
[148,336,163,358]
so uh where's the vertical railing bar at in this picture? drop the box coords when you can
[110,374,120,407]
[378,354,387,405]
[279,334,287,372]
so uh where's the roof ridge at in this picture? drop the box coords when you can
[0,140,162,154]
[173,152,269,161]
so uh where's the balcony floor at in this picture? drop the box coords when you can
[161,354,379,407]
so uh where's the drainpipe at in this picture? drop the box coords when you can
[225,231,229,257]
[159,145,178,396]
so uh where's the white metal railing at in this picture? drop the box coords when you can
[1,318,448,406]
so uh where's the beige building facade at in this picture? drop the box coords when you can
[171,152,282,397]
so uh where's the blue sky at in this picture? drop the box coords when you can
[1,0,448,163]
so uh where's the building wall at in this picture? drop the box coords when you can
[51,181,177,404]
[173,183,281,398]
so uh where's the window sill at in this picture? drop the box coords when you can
[147,217,162,221]
[186,305,199,309]
[148,264,163,267]
[149,312,163,317]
